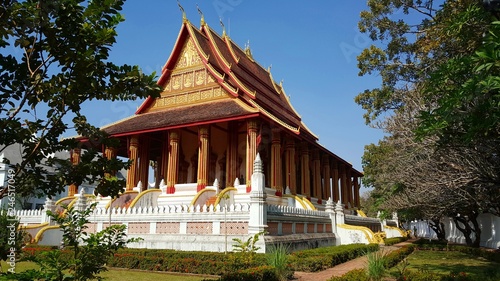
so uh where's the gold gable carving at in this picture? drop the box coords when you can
[162,67,218,94]
[143,37,231,113]
[174,38,202,69]
[148,86,231,111]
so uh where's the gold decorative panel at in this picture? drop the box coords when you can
[149,86,231,111]
[163,67,216,92]
[174,38,202,69]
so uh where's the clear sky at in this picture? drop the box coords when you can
[80,1,386,194]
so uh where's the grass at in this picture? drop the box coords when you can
[389,250,500,280]
[0,261,216,281]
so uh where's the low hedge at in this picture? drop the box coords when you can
[384,245,415,268]
[384,236,408,246]
[328,269,368,281]
[289,243,379,272]
[214,265,280,281]
[327,245,415,281]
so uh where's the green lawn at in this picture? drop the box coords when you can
[389,250,500,280]
[0,261,217,281]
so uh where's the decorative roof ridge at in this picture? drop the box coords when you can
[138,20,193,114]
[201,24,258,99]
[162,19,190,73]
[267,68,282,96]
[299,120,319,140]
[227,37,270,79]
[184,21,210,62]
[280,85,302,119]
[224,37,240,63]
[234,97,259,113]
[202,25,232,71]
[248,99,300,134]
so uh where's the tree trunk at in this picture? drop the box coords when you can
[429,219,446,241]
[453,211,481,248]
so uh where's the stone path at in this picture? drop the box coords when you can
[293,240,416,281]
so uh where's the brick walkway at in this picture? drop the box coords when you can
[293,240,415,281]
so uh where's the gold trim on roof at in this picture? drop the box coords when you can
[228,72,256,98]
[224,37,241,63]
[280,86,303,119]
[204,26,232,69]
[222,81,238,95]
[300,120,319,140]
[249,99,300,134]
[234,97,259,113]
[268,70,282,96]
[206,63,224,81]
[185,22,209,62]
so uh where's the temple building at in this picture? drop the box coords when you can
[70,16,363,210]
[15,16,408,254]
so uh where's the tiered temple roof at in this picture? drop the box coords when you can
[101,18,362,177]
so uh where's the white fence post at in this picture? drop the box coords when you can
[248,153,267,235]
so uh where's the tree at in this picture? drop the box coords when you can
[356,0,489,125]
[5,204,139,280]
[417,18,500,144]
[357,0,500,247]
[0,210,25,273]
[0,0,160,200]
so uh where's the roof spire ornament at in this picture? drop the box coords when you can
[220,18,226,37]
[177,0,186,21]
[244,40,254,60]
[197,4,205,26]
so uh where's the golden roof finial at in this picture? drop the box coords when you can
[220,18,226,37]
[280,79,284,87]
[267,64,272,72]
[177,0,186,22]
[197,4,205,26]
[244,40,253,59]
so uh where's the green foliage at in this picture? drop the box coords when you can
[0,0,161,200]
[217,265,280,281]
[327,269,368,281]
[0,209,25,270]
[418,16,500,144]
[289,243,379,272]
[366,251,387,281]
[231,231,265,268]
[383,237,408,246]
[384,245,415,269]
[5,203,137,280]
[356,1,500,231]
[266,243,292,281]
[356,0,489,124]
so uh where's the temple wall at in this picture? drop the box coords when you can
[408,213,500,248]
[15,156,404,253]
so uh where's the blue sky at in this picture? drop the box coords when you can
[80,1,385,194]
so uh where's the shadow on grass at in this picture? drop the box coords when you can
[389,250,500,280]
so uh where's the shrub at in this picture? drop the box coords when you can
[384,237,408,246]
[266,243,293,281]
[384,245,415,268]
[327,269,368,281]
[218,265,279,281]
[289,243,379,272]
[366,251,386,281]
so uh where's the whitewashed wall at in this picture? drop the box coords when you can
[409,213,500,249]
